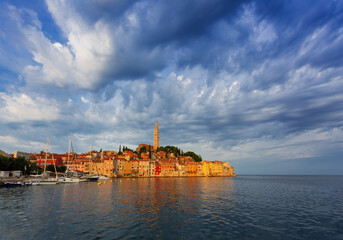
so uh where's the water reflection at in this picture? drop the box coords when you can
[110,177,235,238]
[2,176,340,240]
[0,177,236,239]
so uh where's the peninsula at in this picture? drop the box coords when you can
[1,122,236,178]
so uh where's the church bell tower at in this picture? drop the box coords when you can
[154,121,159,150]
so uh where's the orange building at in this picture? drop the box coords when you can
[161,160,176,176]
[186,161,198,176]
[123,160,132,176]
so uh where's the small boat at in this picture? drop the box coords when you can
[87,176,99,182]
[62,177,80,183]
[4,181,31,187]
[34,178,59,185]
[98,175,109,180]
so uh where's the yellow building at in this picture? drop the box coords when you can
[101,159,114,177]
[202,161,208,176]
[208,161,213,176]
[197,162,204,176]
[212,161,223,176]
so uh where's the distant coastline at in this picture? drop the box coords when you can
[0,122,236,179]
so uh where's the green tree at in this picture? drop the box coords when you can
[183,151,202,162]
[139,146,147,153]
[0,156,39,174]
[157,145,181,156]
[29,161,41,174]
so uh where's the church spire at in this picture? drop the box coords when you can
[154,121,159,150]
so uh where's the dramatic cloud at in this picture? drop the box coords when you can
[0,0,342,174]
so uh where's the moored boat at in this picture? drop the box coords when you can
[32,137,59,186]
[3,181,31,187]
[98,175,109,180]
[62,177,80,183]
[87,176,99,182]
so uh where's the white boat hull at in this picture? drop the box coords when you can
[31,178,59,185]
[98,176,109,180]
[62,177,80,183]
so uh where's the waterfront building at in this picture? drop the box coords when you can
[114,158,126,177]
[213,161,223,176]
[88,159,101,175]
[222,162,234,176]
[203,161,214,176]
[208,161,213,176]
[154,121,159,150]
[131,160,139,177]
[149,160,156,176]
[123,160,132,176]
[202,161,209,176]
[186,161,198,177]
[139,160,149,176]
[155,162,161,176]
[161,160,176,177]
[102,158,114,177]
[178,162,187,177]
[197,162,204,176]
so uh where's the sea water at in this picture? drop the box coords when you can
[1,176,342,239]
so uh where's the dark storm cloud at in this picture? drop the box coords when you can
[41,0,343,142]
[46,0,342,90]
[136,0,245,46]
[54,0,248,84]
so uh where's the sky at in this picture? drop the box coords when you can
[0,0,342,174]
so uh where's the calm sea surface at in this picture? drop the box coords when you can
[1,176,342,240]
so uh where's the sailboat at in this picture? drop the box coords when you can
[33,138,59,185]
[62,136,80,183]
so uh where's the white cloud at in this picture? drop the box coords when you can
[0,93,60,122]
[0,135,45,153]
[81,96,89,104]
[7,2,114,90]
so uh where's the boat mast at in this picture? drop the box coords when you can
[44,137,49,175]
[49,139,58,179]
[67,136,71,173]
[90,144,93,174]
[52,153,58,179]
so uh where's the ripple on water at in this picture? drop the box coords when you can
[1,176,343,240]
